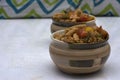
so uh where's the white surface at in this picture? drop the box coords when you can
[0,18,119,80]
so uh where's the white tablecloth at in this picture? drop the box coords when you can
[0,17,119,80]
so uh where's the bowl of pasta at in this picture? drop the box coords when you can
[51,9,96,33]
[49,25,110,74]
[52,9,96,27]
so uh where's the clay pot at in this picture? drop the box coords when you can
[51,15,96,33]
[49,30,110,74]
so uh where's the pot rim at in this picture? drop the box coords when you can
[52,15,96,27]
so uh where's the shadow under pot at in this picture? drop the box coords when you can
[49,30,110,74]
[51,15,96,33]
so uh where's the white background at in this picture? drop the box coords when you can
[0,17,119,80]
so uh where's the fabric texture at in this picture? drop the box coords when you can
[0,0,120,19]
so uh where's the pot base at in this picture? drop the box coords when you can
[49,43,110,74]
[57,64,102,74]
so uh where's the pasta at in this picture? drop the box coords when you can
[53,25,108,44]
[52,9,94,23]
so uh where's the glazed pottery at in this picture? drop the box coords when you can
[51,15,96,33]
[49,30,110,74]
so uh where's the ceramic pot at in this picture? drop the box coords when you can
[49,30,110,74]
[51,15,96,33]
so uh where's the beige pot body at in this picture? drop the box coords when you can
[49,43,110,74]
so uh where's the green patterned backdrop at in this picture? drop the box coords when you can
[0,0,120,19]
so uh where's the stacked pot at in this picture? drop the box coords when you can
[49,9,111,74]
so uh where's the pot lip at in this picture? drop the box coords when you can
[52,15,96,24]
[51,29,109,48]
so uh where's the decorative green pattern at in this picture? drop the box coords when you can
[0,0,120,19]
[74,0,80,4]
[81,3,92,14]
[98,4,119,16]
[44,0,58,6]
[12,0,28,7]
[24,9,41,18]
[0,8,10,18]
